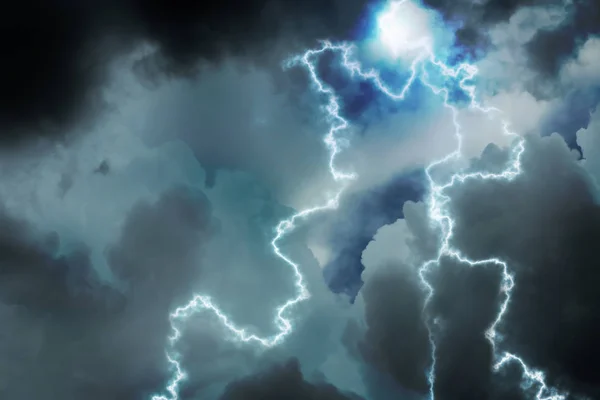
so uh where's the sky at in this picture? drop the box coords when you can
[0,0,599,399]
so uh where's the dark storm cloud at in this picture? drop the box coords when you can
[444,135,600,398]
[109,186,217,304]
[412,135,600,398]
[1,0,370,146]
[0,185,219,399]
[323,169,426,301]
[4,2,600,400]
[219,358,364,400]
[338,134,600,399]
[539,88,600,156]
[354,262,431,396]
[525,0,600,79]
[0,205,105,315]
[425,258,506,400]
[421,0,599,83]
[420,0,560,49]
[355,258,517,399]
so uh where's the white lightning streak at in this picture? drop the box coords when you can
[149,36,363,400]
[372,1,570,399]
[150,2,571,399]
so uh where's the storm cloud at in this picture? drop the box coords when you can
[0,186,219,399]
[1,0,600,399]
[1,0,371,146]
[356,133,600,399]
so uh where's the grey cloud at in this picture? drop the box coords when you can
[141,65,329,198]
[345,133,600,399]
[421,0,563,49]
[0,207,102,315]
[109,185,217,305]
[219,358,364,400]
[426,258,505,400]
[3,2,600,400]
[525,1,600,80]
[577,106,600,181]
[0,185,220,399]
[1,0,371,148]
[403,134,600,398]
[356,262,431,395]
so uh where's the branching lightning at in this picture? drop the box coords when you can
[149,31,360,400]
[373,1,569,399]
[150,1,571,399]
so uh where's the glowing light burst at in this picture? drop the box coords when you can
[376,0,434,60]
[150,1,569,399]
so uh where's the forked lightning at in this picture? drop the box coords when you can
[150,2,569,399]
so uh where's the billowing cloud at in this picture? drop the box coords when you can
[320,170,425,301]
[386,134,600,399]
[0,186,218,398]
[1,0,371,146]
[356,262,431,395]
[1,1,600,400]
[331,133,599,400]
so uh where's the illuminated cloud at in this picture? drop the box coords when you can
[376,0,435,60]
[0,1,599,400]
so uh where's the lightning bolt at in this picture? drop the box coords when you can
[150,2,571,399]
[149,32,360,400]
[366,1,569,399]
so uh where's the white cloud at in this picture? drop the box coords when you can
[561,36,600,87]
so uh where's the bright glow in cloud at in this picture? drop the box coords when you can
[376,0,434,60]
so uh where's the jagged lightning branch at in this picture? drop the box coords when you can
[150,2,569,399]
[149,37,362,400]
[369,2,569,399]
[282,7,567,400]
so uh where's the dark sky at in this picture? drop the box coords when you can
[0,1,599,400]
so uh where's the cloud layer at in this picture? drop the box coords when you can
[1,0,371,146]
[1,1,600,399]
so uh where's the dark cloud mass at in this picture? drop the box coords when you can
[323,169,426,301]
[219,359,364,400]
[445,135,600,398]
[0,186,218,399]
[423,0,599,83]
[332,135,600,400]
[421,0,560,48]
[356,263,431,395]
[0,206,100,315]
[372,135,600,399]
[525,0,600,79]
[2,0,600,400]
[1,0,370,146]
